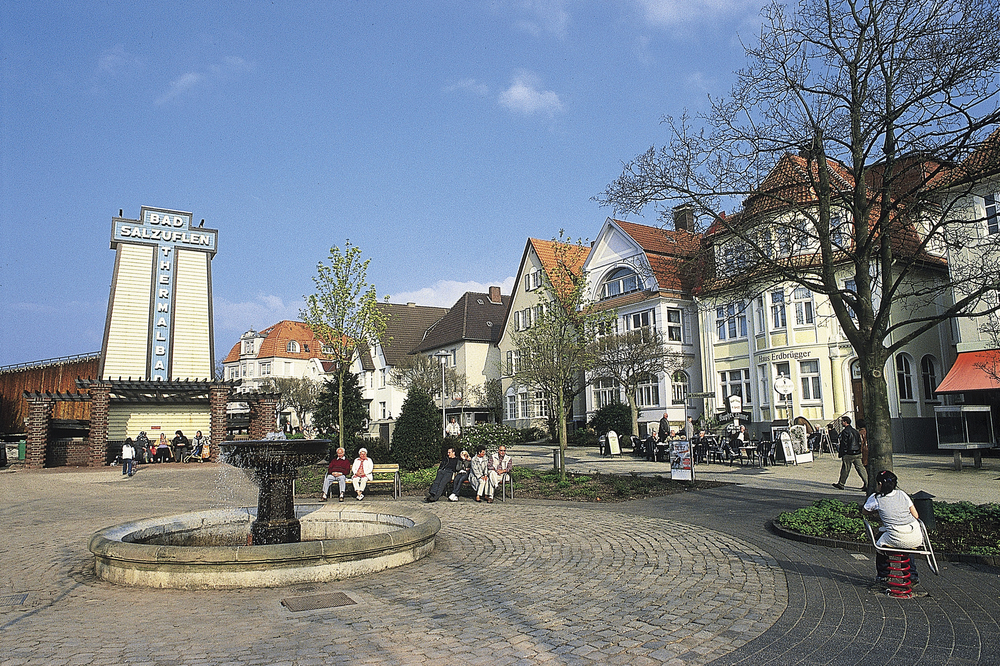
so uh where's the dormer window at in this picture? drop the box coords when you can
[287,341,300,353]
[601,268,639,300]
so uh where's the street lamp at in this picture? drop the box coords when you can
[434,350,450,437]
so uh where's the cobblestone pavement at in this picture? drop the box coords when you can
[2,465,781,666]
[2,459,999,665]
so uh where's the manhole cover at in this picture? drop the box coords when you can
[0,594,28,606]
[281,591,356,612]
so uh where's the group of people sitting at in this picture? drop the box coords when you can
[119,429,210,474]
[320,447,375,502]
[424,444,513,504]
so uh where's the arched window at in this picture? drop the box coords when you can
[895,354,914,401]
[286,341,300,353]
[600,267,639,300]
[671,370,689,405]
[635,373,660,407]
[921,356,938,401]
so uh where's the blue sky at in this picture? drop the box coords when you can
[0,0,761,367]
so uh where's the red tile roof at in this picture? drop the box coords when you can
[222,320,329,363]
[608,219,701,296]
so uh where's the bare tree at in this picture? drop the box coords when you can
[600,0,1000,480]
[301,241,388,451]
[259,377,320,432]
[591,328,689,436]
[390,353,465,399]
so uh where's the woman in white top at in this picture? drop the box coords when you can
[863,469,922,581]
[351,448,374,500]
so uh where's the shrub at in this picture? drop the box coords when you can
[569,428,598,447]
[776,499,865,539]
[588,402,633,438]
[461,423,520,453]
[518,426,545,442]
[390,387,443,470]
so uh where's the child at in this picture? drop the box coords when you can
[862,470,921,582]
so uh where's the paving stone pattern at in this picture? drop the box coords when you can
[2,465,780,665]
[2,456,999,666]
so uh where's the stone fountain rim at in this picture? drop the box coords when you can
[88,505,441,566]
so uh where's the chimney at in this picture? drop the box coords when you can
[407,302,416,307]
[673,204,694,232]
[489,286,501,304]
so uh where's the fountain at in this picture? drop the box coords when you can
[88,438,440,589]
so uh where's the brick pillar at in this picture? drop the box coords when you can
[88,383,111,468]
[248,395,280,441]
[25,396,54,469]
[209,383,232,462]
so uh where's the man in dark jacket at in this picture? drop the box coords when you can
[832,416,868,490]
[425,447,461,502]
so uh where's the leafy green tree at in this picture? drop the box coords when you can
[600,0,1000,481]
[312,372,367,440]
[511,234,609,481]
[390,386,443,470]
[301,241,387,451]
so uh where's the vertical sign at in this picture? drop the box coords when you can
[110,207,217,380]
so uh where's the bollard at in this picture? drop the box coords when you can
[553,447,561,471]
[911,490,936,532]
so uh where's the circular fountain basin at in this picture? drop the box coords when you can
[89,505,440,589]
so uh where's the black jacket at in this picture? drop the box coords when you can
[838,425,862,456]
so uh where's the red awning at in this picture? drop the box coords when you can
[935,350,1000,393]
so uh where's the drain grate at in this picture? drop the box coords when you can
[0,594,28,606]
[281,591,356,612]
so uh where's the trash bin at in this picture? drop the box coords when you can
[552,447,561,470]
[911,490,935,531]
[18,439,26,460]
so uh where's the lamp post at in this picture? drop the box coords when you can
[434,350,450,437]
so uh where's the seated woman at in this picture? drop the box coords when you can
[155,433,172,463]
[350,449,374,500]
[863,470,921,582]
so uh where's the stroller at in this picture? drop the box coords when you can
[183,441,210,463]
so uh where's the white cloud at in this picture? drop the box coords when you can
[156,72,204,105]
[513,0,570,39]
[637,0,758,27]
[96,44,142,77]
[386,277,516,309]
[155,56,253,105]
[498,71,564,116]
[444,78,490,96]
[213,293,303,341]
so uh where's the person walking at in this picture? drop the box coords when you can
[121,438,136,476]
[833,416,868,490]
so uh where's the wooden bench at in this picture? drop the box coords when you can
[366,463,400,499]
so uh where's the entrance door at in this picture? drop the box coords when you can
[850,360,866,424]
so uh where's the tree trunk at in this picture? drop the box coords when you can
[337,367,345,451]
[558,387,567,482]
[861,353,892,493]
[627,393,639,438]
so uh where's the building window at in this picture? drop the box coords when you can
[716,302,747,341]
[506,394,518,420]
[627,309,653,330]
[450,349,457,367]
[831,212,850,249]
[534,391,549,418]
[524,269,543,291]
[921,356,938,402]
[896,354,914,400]
[844,278,857,319]
[286,341,300,353]
[800,360,821,401]
[666,309,683,342]
[593,377,619,409]
[770,290,787,329]
[518,391,531,419]
[379,401,387,420]
[720,369,751,405]
[793,287,814,325]
[758,364,769,405]
[506,350,519,376]
[601,267,639,300]
[379,368,387,387]
[243,340,254,354]
[260,362,271,375]
[755,296,765,332]
[986,193,998,235]
[671,370,689,405]
[635,373,660,408]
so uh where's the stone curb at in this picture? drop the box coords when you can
[768,519,1000,568]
